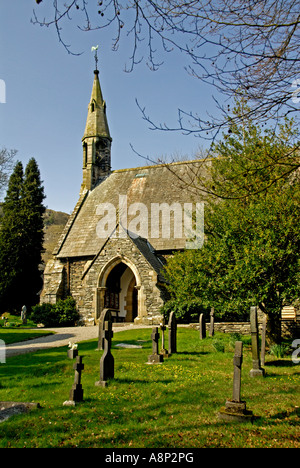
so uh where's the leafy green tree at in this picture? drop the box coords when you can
[164,111,300,344]
[0,159,45,313]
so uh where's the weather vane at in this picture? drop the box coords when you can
[91,45,99,71]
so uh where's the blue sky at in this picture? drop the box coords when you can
[0,1,222,213]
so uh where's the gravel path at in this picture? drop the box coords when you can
[5,324,153,358]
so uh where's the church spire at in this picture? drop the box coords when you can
[81,53,112,192]
[82,69,111,142]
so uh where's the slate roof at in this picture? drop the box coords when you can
[54,159,210,259]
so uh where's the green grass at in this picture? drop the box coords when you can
[0,328,299,448]
[0,328,54,345]
[0,313,54,344]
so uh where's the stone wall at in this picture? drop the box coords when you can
[191,319,299,338]
[190,322,252,335]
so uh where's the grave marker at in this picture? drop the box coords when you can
[218,341,253,422]
[209,307,215,337]
[249,306,265,377]
[199,313,206,340]
[97,308,112,350]
[147,327,163,364]
[260,315,267,367]
[63,355,84,406]
[95,319,114,387]
[168,311,177,354]
[160,318,169,358]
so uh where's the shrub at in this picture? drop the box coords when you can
[30,302,58,327]
[30,297,79,327]
[54,297,80,327]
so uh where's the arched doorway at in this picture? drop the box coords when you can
[96,258,140,323]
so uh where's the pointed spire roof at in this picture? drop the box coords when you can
[82,70,111,142]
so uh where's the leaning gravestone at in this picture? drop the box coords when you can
[209,308,215,337]
[97,309,112,350]
[199,313,206,340]
[63,355,85,406]
[249,306,265,377]
[168,311,177,354]
[218,341,253,422]
[147,327,163,364]
[95,319,114,387]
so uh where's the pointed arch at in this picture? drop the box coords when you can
[95,255,145,322]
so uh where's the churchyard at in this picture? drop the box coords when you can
[0,325,299,448]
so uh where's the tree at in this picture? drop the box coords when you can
[164,114,300,344]
[0,161,25,312]
[33,1,300,142]
[21,158,46,307]
[0,147,17,198]
[0,159,45,313]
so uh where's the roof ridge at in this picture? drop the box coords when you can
[111,157,213,174]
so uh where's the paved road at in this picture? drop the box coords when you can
[5,324,153,358]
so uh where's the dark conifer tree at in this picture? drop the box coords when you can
[0,159,45,313]
[0,161,25,312]
[22,158,46,307]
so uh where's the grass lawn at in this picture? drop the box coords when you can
[0,314,54,344]
[0,328,299,448]
[0,328,54,345]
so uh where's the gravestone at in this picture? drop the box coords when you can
[147,327,164,364]
[249,306,265,377]
[260,314,267,367]
[21,305,27,325]
[97,308,112,350]
[209,308,215,337]
[218,341,253,422]
[168,311,177,354]
[95,319,114,387]
[63,355,84,406]
[199,313,206,340]
[160,318,169,358]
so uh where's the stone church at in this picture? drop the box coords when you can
[40,68,208,325]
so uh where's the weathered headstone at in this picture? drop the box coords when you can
[21,305,27,325]
[147,327,163,364]
[218,341,253,422]
[97,308,112,350]
[160,318,169,358]
[95,319,114,387]
[199,313,206,340]
[209,307,215,337]
[168,311,177,354]
[260,314,267,367]
[63,355,84,406]
[249,306,265,377]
